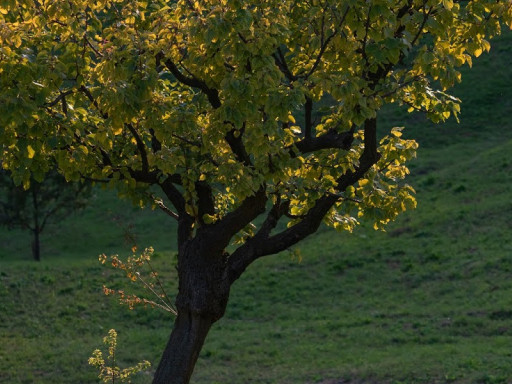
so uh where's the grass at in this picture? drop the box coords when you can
[1,31,512,384]
[0,187,178,262]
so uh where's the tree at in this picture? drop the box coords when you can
[0,169,90,261]
[0,0,511,382]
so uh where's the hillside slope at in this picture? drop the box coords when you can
[1,31,511,384]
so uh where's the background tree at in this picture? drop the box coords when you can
[0,169,91,261]
[0,1,511,383]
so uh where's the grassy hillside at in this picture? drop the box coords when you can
[1,32,512,384]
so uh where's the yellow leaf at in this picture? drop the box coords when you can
[391,129,402,137]
[442,0,453,10]
[13,35,22,48]
[290,125,301,134]
[482,40,491,52]
[27,145,35,159]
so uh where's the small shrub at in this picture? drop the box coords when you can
[88,329,151,383]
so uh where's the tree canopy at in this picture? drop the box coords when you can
[4,0,510,239]
[1,1,511,383]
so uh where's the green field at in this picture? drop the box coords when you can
[1,32,512,384]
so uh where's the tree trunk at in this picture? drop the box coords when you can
[152,234,231,384]
[152,312,214,384]
[31,188,41,261]
[32,230,41,262]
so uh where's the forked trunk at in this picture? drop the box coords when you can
[152,312,214,384]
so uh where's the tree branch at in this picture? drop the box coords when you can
[272,47,298,82]
[159,176,194,247]
[158,53,252,168]
[301,5,351,80]
[289,127,355,157]
[225,123,252,167]
[195,181,215,221]
[79,85,108,119]
[227,117,379,283]
[411,2,432,47]
[45,90,74,108]
[149,128,162,153]
[158,53,221,109]
[226,193,338,284]
[126,123,149,175]
[201,186,267,253]
[151,194,179,221]
[226,198,290,282]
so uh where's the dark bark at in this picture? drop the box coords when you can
[152,312,213,384]
[152,235,230,384]
[292,128,354,156]
[32,188,41,262]
[160,55,221,109]
[31,230,41,262]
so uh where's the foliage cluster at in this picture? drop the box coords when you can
[89,329,151,383]
[3,0,509,235]
[100,247,177,315]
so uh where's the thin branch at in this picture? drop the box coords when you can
[79,85,108,118]
[135,272,177,315]
[302,5,351,79]
[145,258,178,313]
[126,123,149,174]
[84,36,103,58]
[272,47,298,82]
[361,5,372,67]
[171,133,201,148]
[45,90,74,108]
[158,53,221,109]
[151,194,179,221]
[411,2,432,47]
